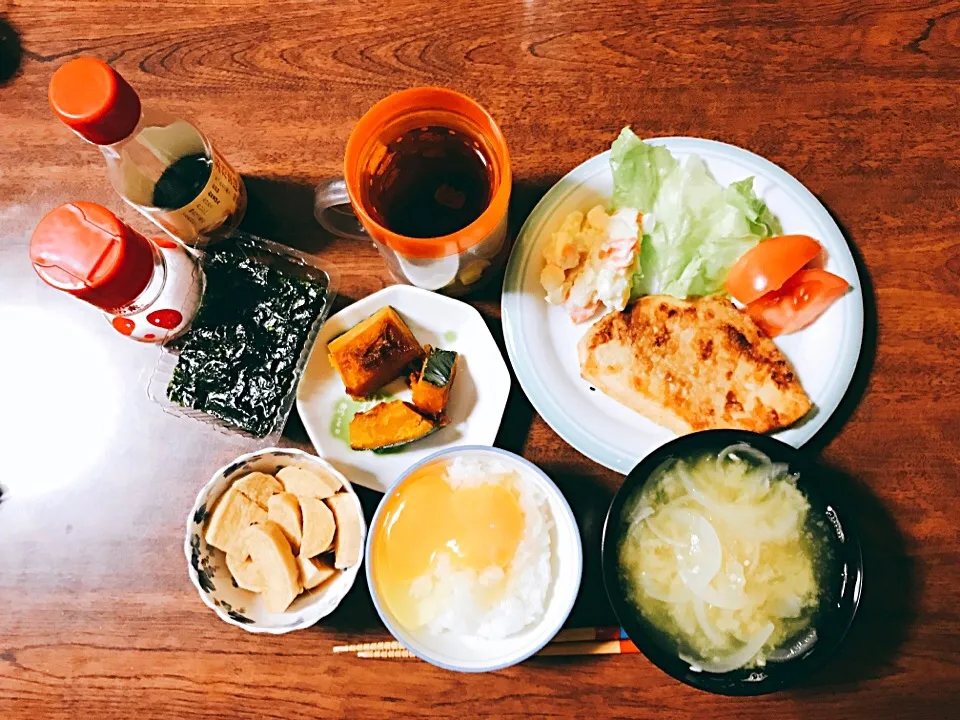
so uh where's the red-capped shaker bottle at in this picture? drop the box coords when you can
[48,57,246,247]
[30,202,204,343]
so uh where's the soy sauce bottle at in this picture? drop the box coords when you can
[49,57,246,247]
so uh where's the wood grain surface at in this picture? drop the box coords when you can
[1,0,958,717]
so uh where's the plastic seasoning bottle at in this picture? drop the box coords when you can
[30,202,204,343]
[48,57,246,247]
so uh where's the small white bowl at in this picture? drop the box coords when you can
[365,446,583,672]
[185,447,366,634]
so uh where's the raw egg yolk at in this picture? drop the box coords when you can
[373,463,526,629]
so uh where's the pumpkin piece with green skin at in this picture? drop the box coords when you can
[349,400,443,451]
[410,347,458,418]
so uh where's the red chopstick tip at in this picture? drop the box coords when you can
[595,626,622,641]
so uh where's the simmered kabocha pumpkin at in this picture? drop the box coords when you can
[410,346,458,417]
[349,400,444,452]
[327,307,424,398]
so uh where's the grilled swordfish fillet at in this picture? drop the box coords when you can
[578,295,811,434]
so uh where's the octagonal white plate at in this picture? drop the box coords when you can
[297,285,511,492]
[502,137,864,475]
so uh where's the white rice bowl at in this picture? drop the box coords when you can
[366,446,583,672]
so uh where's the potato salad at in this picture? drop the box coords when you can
[540,205,641,323]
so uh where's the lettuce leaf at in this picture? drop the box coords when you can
[612,128,781,299]
[727,178,782,238]
[611,127,678,212]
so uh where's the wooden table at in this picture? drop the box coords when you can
[1,1,958,717]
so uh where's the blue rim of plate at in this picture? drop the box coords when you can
[501,137,865,474]
[364,445,583,673]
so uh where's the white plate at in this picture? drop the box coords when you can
[502,137,865,475]
[296,285,511,492]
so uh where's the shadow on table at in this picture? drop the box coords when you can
[0,17,22,85]
[797,465,916,691]
[805,207,879,454]
[240,175,334,254]
[311,479,389,632]
[546,467,619,628]
[486,176,563,454]
[469,175,563,308]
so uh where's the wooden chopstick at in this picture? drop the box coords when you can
[358,649,416,659]
[534,639,639,657]
[333,626,624,654]
[348,635,638,660]
[334,640,403,653]
[552,626,625,643]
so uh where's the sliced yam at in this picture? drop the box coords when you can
[232,472,284,509]
[297,554,338,590]
[204,486,267,554]
[299,496,336,558]
[226,551,265,592]
[267,492,303,553]
[241,521,301,613]
[276,465,342,499]
[325,493,362,569]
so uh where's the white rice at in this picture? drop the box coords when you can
[409,456,554,639]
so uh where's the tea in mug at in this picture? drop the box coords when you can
[365,125,494,239]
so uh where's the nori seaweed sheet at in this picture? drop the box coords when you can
[166,241,328,436]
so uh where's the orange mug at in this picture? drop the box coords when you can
[315,88,511,295]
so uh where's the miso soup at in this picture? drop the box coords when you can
[617,443,835,673]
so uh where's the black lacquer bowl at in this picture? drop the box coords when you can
[601,430,863,695]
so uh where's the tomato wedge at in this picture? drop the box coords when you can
[725,235,823,304]
[746,269,850,337]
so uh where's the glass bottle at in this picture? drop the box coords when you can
[30,202,204,343]
[48,57,246,247]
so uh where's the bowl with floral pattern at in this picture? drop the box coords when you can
[185,447,366,633]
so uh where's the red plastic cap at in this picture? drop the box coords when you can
[30,202,156,311]
[49,58,141,145]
